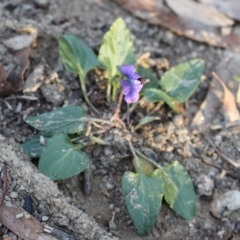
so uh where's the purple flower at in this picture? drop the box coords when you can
[120,64,143,103]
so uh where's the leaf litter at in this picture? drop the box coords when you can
[1,0,240,239]
[115,0,240,53]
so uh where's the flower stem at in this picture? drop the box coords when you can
[110,90,126,127]
[106,78,112,103]
[78,75,99,114]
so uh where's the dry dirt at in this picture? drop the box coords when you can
[1,0,240,240]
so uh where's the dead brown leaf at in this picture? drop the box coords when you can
[166,0,234,27]
[0,63,14,97]
[199,0,240,21]
[0,47,30,97]
[114,0,240,53]
[0,201,43,240]
[212,72,240,122]
[192,51,240,126]
[7,47,30,92]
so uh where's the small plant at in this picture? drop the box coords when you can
[22,18,205,235]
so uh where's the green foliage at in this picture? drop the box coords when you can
[23,18,199,237]
[25,105,86,135]
[132,155,155,176]
[122,170,164,235]
[22,135,50,158]
[144,88,180,111]
[159,59,205,102]
[98,18,136,78]
[164,161,197,219]
[144,59,205,111]
[59,34,98,80]
[137,66,159,92]
[39,133,89,180]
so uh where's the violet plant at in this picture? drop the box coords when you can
[22,18,205,235]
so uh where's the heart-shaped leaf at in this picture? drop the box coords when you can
[159,59,205,102]
[144,88,181,111]
[39,133,89,180]
[25,105,86,135]
[22,135,51,158]
[59,34,98,80]
[122,169,164,235]
[137,66,159,92]
[164,161,196,220]
[98,18,136,78]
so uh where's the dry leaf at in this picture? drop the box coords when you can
[166,0,234,27]
[0,201,43,240]
[3,35,34,51]
[0,63,14,97]
[115,0,240,53]
[192,51,240,126]
[212,72,240,122]
[24,60,46,93]
[199,0,240,21]
[7,47,30,92]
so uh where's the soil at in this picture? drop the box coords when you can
[1,0,240,239]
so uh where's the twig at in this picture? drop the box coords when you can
[191,147,240,180]
[0,165,8,207]
[205,135,240,168]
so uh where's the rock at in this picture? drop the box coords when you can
[173,114,184,126]
[196,174,214,196]
[211,190,240,218]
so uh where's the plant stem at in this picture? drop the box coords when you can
[79,75,99,114]
[135,148,163,170]
[122,97,144,120]
[110,90,126,127]
[81,117,117,126]
[127,140,140,171]
[112,79,120,102]
[106,78,112,103]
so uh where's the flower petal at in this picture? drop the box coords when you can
[132,73,141,80]
[121,80,132,95]
[132,80,143,93]
[120,64,136,79]
[124,90,140,103]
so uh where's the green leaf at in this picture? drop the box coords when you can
[159,59,205,102]
[22,135,51,158]
[132,155,155,176]
[25,105,86,135]
[59,34,98,79]
[137,66,159,92]
[144,88,181,111]
[157,169,178,208]
[122,169,164,235]
[164,161,196,220]
[98,18,136,78]
[39,133,89,180]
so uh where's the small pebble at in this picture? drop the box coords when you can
[115,207,121,213]
[109,204,114,210]
[10,192,18,199]
[173,114,184,127]
[24,213,31,219]
[16,213,24,219]
[42,216,49,221]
